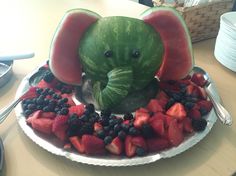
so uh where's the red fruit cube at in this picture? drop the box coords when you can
[69,136,85,153]
[31,118,54,135]
[149,117,165,136]
[41,112,56,119]
[166,103,187,120]
[191,73,207,87]
[105,137,123,155]
[156,91,169,108]
[69,104,85,116]
[147,138,170,152]
[37,79,56,89]
[26,110,42,124]
[134,109,150,129]
[146,99,163,113]
[188,108,201,120]
[82,135,105,155]
[52,115,69,141]
[125,135,136,157]
[168,119,184,146]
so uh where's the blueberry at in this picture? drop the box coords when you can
[27,104,36,110]
[103,126,110,132]
[136,147,146,156]
[24,110,33,117]
[43,106,51,112]
[59,108,69,115]
[80,114,89,122]
[104,136,113,145]
[118,130,126,140]
[78,123,93,136]
[129,127,140,136]
[97,130,106,139]
[114,124,121,133]
[61,97,68,103]
[43,72,54,83]
[192,119,207,132]
[172,93,182,102]
[121,123,130,133]
[55,83,63,90]
[199,107,208,116]
[185,102,195,110]
[108,130,116,138]
[36,88,43,95]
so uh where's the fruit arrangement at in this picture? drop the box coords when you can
[22,64,213,157]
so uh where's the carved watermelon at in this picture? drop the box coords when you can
[49,9,101,85]
[141,6,194,80]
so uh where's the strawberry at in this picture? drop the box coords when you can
[147,138,170,152]
[132,136,147,150]
[69,136,85,153]
[146,99,163,113]
[69,104,85,116]
[134,108,150,129]
[82,135,105,155]
[149,117,165,136]
[52,115,69,141]
[191,73,207,87]
[188,108,201,120]
[93,122,103,133]
[168,119,184,146]
[166,102,187,120]
[197,100,213,113]
[125,135,136,157]
[183,118,193,133]
[31,118,54,134]
[105,137,123,155]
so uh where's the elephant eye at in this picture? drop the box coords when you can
[104,50,113,58]
[131,49,140,58]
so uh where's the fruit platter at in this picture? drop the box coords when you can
[14,6,218,166]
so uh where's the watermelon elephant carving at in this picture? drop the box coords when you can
[49,7,193,112]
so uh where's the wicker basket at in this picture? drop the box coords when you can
[152,0,235,42]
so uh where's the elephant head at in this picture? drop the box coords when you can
[49,7,193,111]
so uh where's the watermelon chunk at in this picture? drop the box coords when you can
[141,6,194,80]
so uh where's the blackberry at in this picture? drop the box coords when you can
[80,114,89,122]
[103,126,110,132]
[114,124,121,133]
[184,102,195,110]
[78,123,93,136]
[85,104,95,113]
[121,123,130,133]
[141,124,154,138]
[172,93,183,102]
[199,107,208,116]
[104,136,113,145]
[123,113,133,120]
[192,118,207,132]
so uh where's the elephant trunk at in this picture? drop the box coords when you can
[93,66,133,110]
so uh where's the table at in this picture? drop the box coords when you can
[0,0,236,175]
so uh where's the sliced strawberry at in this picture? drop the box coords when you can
[168,119,184,146]
[149,118,165,136]
[146,99,163,113]
[69,104,85,116]
[31,118,54,134]
[125,135,136,157]
[191,73,207,87]
[178,121,184,132]
[94,122,103,133]
[188,108,201,120]
[197,100,213,113]
[134,108,150,129]
[147,138,170,152]
[183,118,193,133]
[151,112,167,121]
[131,136,147,151]
[164,115,174,128]
[166,102,187,120]
[105,137,123,155]
[82,135,105,155]
[69,136,85,153]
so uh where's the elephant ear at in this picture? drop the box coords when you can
[140,7,194,81]
[49,9,101,85]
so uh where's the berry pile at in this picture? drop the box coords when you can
[23,64,213,158]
